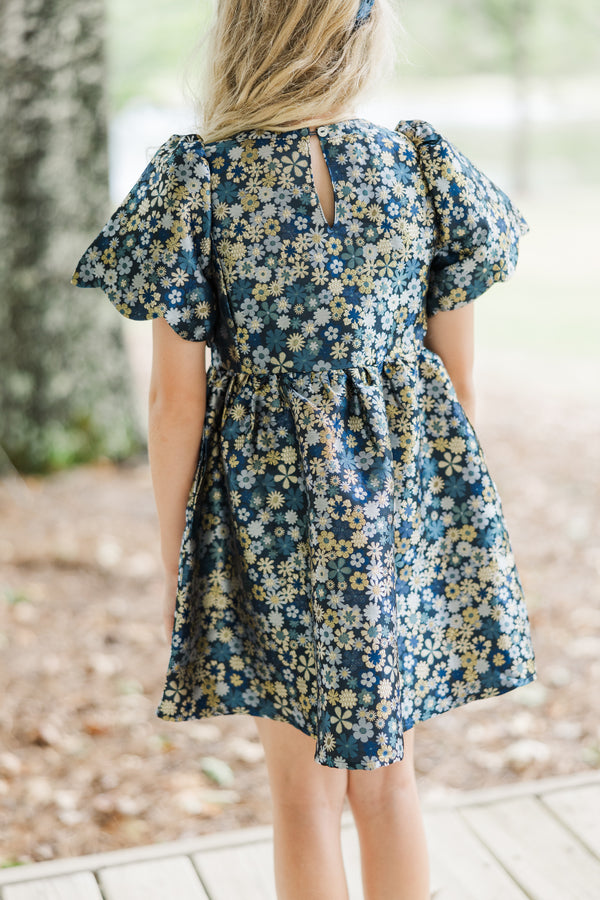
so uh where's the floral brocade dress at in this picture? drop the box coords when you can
[72,117,537,770]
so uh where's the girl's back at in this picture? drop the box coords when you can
[72,112,535,770]
[76,117,526,375]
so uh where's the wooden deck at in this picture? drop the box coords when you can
[1,771,598,899]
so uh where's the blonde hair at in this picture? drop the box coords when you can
[196,0,397,143]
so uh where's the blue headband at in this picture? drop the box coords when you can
[354,0,375,29]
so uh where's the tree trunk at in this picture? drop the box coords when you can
[0,0,142,473]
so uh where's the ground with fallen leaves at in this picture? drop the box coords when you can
[1,348,598,866]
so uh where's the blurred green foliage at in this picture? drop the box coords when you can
[107,0,211,110]
[107,0,600,110]
[400,0,600,77]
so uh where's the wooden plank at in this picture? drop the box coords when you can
[98,857,209,900]
[0,827,275,886]
[340,822,363,900]
[2,774,599,897]
[194,826,364,900]
[192,841,276,900]
[541,783,600,859]
[2,872,103,900]
[426,770,600,810]
[423,809,527,900]
[461,795,600,900]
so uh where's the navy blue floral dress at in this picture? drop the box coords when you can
[72,118,537,770]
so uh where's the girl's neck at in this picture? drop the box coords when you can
[281,108,359,129]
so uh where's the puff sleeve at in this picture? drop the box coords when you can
[395,119,529,318]
[71,134,217,343]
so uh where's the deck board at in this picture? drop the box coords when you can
[340,824,363,900]
[1,772,598,900]
[98,857,210,900]
[192,841,276,900]
[2,873,103,900]
[424,808,528,899]
[461,793,600,900]
[541,783,600,859]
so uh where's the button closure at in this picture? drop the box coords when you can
[317,126,328,136]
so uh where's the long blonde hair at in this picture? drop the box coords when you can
[197,0,397,142]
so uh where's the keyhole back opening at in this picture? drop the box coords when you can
[308,131,336,228]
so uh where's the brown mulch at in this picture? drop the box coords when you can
[1,351,598,865]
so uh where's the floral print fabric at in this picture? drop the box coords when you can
[72,118,536,770]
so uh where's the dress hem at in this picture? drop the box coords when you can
[154,668,538,771]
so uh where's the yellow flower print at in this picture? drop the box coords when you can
[377,745,395,762]
[281,151,308,177]
[357,276,373,294]
[337,539,353,558]
[171,268,189,287]
[296,655,314,678]
[449,436,466,454]
[339,689,358,709]
[323,732,336,752]
[345,508,365,530]
[274,463,298,488]
[445,287,467,308]
[430,475,444,493]
[330,706,353,733]
[256,556,275,575]
[439,452,463,475]
[158,699,178,716]
[318,531,337,553]
[336,631,355,650]
[350,572,368,591]
[271,353,294,374]
[240,192,259,213]
[281,332,303,354]
[331,341,348,360]
[330,297,347,319]
[291,258,310,279]
[194,299,213,320]
[264,218,280,236]
[461,525,477,542]
[376,699,393,719]
[462,607,480,626]
[323,609,339,628]
[460,650,478,669]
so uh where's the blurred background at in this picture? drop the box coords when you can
[0,0,598,866]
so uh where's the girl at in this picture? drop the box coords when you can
[72,1,537,897]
